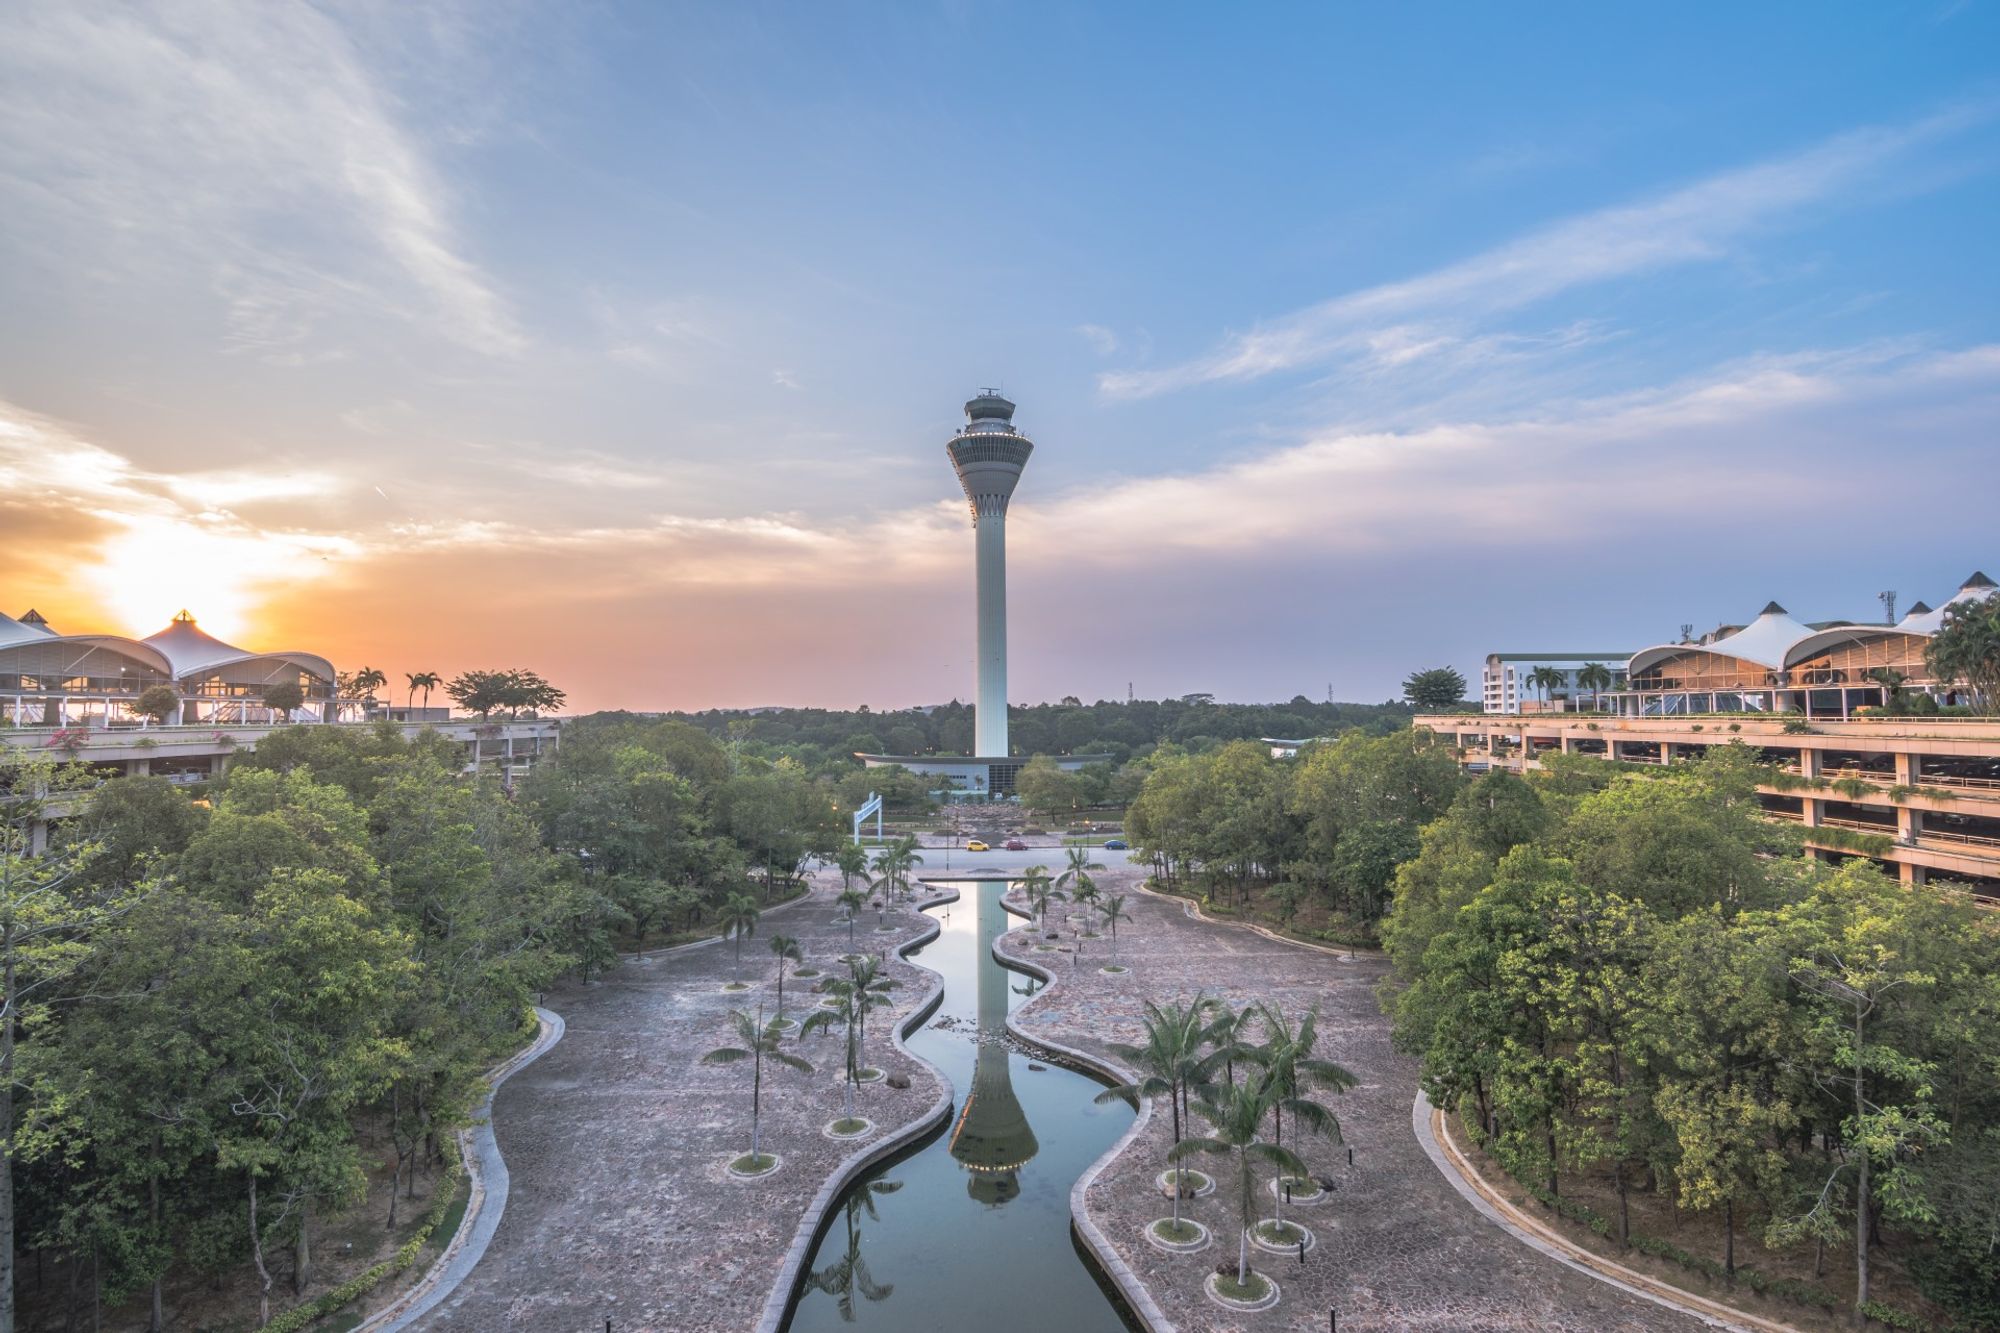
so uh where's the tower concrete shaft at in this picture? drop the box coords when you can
[946,391,1033,758]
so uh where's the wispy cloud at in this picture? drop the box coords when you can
[1076,323,1120,356]
[0,3,521,358]
[1101,106,1991,399]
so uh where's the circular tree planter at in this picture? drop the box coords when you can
[817,997,843,1010]
[1158,1168,1215,1199]
[854,1066,886,1083]
[794,968,821,980]
[770,1017,801,1035]
[726,1151,780,1179]
[1205,1270,1279,1313]
[1249,1219,1315,1254]
[1100,964,1129,975]
[1145,1217,1210,1253]
[720,982,750,993]
[823,1117,874,1140]
[1269,1175,1326,1205]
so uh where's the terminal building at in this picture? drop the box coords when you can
[1421,571,2000,899]
[2,608,339,726]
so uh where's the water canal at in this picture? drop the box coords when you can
[783,881,1137,1332]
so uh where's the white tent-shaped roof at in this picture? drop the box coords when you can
[1897,572,1995,636]
[142,610,335,685]
[1628,602,1813,677]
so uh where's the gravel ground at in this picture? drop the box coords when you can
[422,873,948,1333]
[996,874,1705,1332]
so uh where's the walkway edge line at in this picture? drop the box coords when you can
[753,884,963,1333]
[1414,1091,1804,1333]
[360,1005,567,1333]
[994,891,1180,1333]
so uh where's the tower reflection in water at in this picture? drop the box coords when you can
[946,888,1039,1205]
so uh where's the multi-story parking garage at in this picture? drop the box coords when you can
[1420,571,2000,899]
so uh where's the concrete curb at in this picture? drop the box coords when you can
[752,884,963,1333]
[360,1005,567,1333]
[1132,878,1384,962]
[1412,1091,1790,1333]
[992,894,1180,1333]
[629,877,821,963]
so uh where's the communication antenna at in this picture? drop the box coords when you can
[1127,681,1134,704]
[1878,590,1897,623]
[1679,622,1695,644]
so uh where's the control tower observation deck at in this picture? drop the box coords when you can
[947,391,1033,759]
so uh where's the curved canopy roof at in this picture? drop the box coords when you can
[1896,572,1995,635]
[0,611,175,674]
[1628,602,1812,677]
[142,611,335,683]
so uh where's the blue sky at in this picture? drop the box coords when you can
[2,2,1998,710]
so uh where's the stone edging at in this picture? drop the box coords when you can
[631,878,821,962]
[751,886,963,1333]
[358,1005,567,1333]
[1413,1091,1784,1333]
[992,897,1181,1333]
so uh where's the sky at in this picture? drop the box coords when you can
[3,2,1999,713]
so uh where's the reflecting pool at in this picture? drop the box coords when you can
[783,882,1137,1332]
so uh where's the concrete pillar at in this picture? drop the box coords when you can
[129,758,150,777]
[972,509,1009,756]
[1801,748,1820,779]
[28,819,48,857]
[1895,752,1917,784]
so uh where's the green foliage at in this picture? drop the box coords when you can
[134,684,182,725]
[1386,745,2000,1329]
[1402,666,1470,711]
[1925,594,2000,712]
[444,667,566,718]
[260,681,306,715]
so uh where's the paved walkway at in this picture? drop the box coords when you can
[997,876,1706,1332]
[421,874,949,1332]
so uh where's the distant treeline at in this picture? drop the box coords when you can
[655,695,1416,772]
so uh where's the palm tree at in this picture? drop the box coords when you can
[404,670,442,715]
[1057,845,1103,907]
[1246,1004,1355,1232]
[1576,661,1613,709]
[1527,664,1566,710]
[1095,995,1228,1230]
[352,666,388,709]
[721,892,760,979]
[806,1181,901,1319]
[702,1005,813,1167]
[834,842,870,894]
[1098,894,1132,964]
[769,933,802,1021]
[870,834,925,904]
[1203,998,1255,1089]
[1021,865,1062,931]
[804,956,895,1120]
[1172,1071,1310,1290]
[836,888,867,950]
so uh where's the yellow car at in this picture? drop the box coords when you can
[965,839,990,852]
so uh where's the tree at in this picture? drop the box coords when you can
[1527,665,1567,709]
[804,955,895,1120]
[404,671,441,714]
[134,685,180,727]
[1094,994,1228,1234]
[260,681,305,716]
[1172,1072,1309,1290]
[1021,865,1061,931]
[1099,894,1132,964]
[1762,862,1946,1324]
[2,753,152,1333]
[833,842,870,895]
[1576,661,1614,706]
[1402,666,1469,711]
[721,892,760,979]
[444,668,567,719]
[702,1006,812,1167]
[1016,756,1085,817]
[837,888,866,950]
[1925,594,2000,711]
[1246,1004,1354,1233]
[1057,846,1103,915]
[769,933,802,1021]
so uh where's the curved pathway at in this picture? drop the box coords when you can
[417,876,954,1332]
[997,874,1706,1331]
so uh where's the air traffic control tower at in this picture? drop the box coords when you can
[947,390,1033,759]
